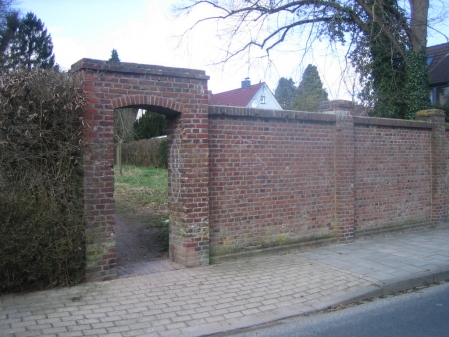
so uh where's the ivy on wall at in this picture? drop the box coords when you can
[404,51,431,119]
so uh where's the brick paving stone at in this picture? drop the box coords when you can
[36,317,63,325]
[171,315,192,323]
[186,318,208,327]
[205,315,226,323]
[25,323,52,331]
[223,312,244,319]
[191,312,211,320]
[41,326,69,334]
[14,333,53,337]
[149,318,171,327]
[55,332,85,337]
[213,302,234,310]
[67,324,91,332]
[99,333,123,337]
[159,329,181,337]
[107,325,132,333]
[82,327,108,335]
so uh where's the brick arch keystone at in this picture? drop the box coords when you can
[71,58,210,282]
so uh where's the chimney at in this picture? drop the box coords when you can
[241,78,251,89]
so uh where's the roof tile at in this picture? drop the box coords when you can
[427,42,449,85]
[209,82,264,107]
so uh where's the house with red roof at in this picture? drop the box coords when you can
[209,78,282,110]
[427,42,449,106]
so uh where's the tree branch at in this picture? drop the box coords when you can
[353,0,407,59]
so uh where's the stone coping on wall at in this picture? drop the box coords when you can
[354,116,434,129]
[208,106,443,128]
[208,105,337,122]
[71,58,210,80]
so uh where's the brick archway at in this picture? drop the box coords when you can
[110,94,184,112]
[71,59,210,281]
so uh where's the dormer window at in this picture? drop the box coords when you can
[260,95,266,104]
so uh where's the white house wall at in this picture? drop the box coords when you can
[248,84,283,110]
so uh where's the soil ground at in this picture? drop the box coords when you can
[115,213,169,265]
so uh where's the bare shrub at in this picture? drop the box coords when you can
[120,137,167,168]
[0,69,86,292]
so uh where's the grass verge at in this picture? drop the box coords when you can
[114,165,169,239]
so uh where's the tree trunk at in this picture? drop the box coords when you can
[116,142,122,176]
[409,0,429,51]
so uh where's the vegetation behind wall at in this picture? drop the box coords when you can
[0,69,86,293]
[119,137,168,168]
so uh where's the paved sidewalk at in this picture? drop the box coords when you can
[1,228,449,337]
[118,261,183,279]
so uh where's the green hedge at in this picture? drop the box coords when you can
[119,138,168,168]
[0,69,86,293]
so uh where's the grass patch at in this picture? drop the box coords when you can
[114,165,168,223]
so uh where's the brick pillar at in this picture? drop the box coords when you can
[81,70,117,282]
[415,109,447,226]
[167,109,210,267]
[319,100,356,242]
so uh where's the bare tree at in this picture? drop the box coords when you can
[174,0,448,118]
[175,1,440,59]
[114,108,137,176]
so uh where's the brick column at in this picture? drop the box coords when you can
[167,108,210,267]
[81,70,117,282]
[319,100,356,242]
[415,109,447,226]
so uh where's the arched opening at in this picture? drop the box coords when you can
[75,59,211,281]
[112,104,181,277]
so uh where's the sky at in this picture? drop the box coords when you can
[16,0,449,101]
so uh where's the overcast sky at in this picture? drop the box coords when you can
[17,0,449,100]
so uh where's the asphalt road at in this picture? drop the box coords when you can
[216,282,449,337]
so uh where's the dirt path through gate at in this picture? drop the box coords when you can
[115,213,169,265]
[115,213,184,277]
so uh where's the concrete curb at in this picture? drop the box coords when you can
[433,266,449,283]
[379,266,449,295]
[198,266,449,336]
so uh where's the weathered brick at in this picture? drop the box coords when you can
[73,59,211,281]
[72,56,448,282]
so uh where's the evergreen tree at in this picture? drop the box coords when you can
[0,11,19,68]
[274,77,296,110]
[134,111,166,140]
[0,0,15,31]
[292,65,328,112]
[8,12,55,71]
[109,49,120,62]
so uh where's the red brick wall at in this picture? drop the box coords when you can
[208,107,338,259]
[74,56,448,278]
[353,119,432,236]
[208,105,447,260]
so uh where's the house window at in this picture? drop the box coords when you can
[437,86,449,105]
[260,95,266,104]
